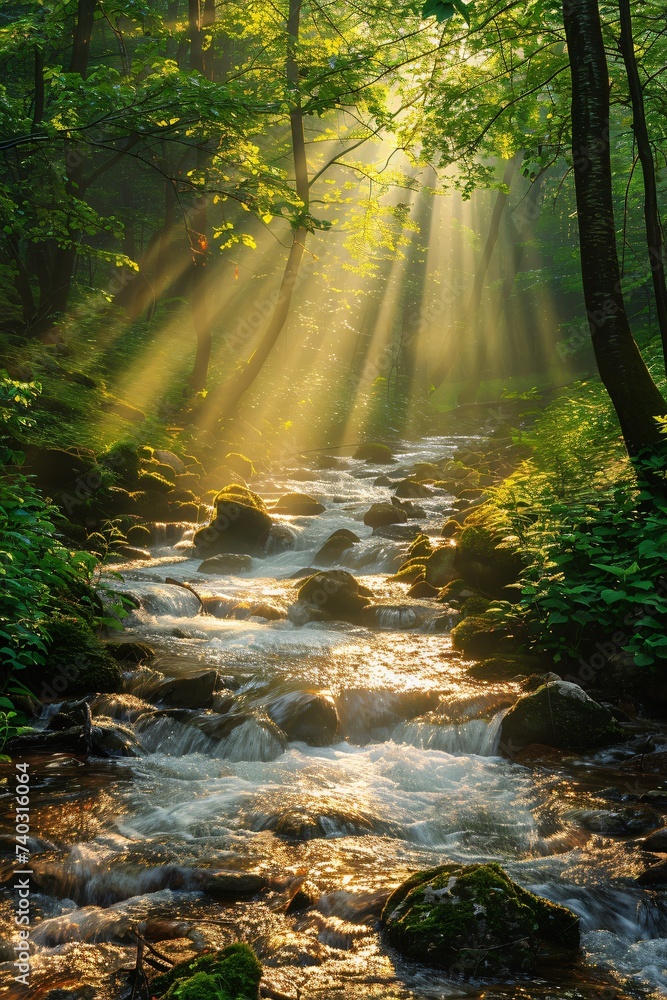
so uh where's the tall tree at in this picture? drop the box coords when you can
[562,0,666,460]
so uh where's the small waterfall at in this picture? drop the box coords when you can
[394,710,506,757]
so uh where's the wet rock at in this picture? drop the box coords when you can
[22,445,99,496]
[194,484,273,557]
[285,468,319,481]
[640,790,667,807]
[286,879,321,913]
[391,496,427,518]
[36,617,122,696]
[273,492,326,516]
[410,462,442,482]
[314,528,360,566]
[636,860,667,885]
[453,525,522,599]
[256,805,400,841]
[467,655,542,681]
[153,669,218,709]
[424,546,457,588]
[500,680,624,752]
[224,451,255,480]
[394,479,435,499]
[641,827,667,852]
[197,553,253,575]
[106,639,155,663]
[154,449,186,474]
[6,727,91,756]
[451,613,514,657]
[91,719,144,757]
[390,557,427,583]
[619,750,667,774]
[363,502,407,528]
[197,871,269,899]
[296,570,372,622]
[568,805,661,836]
[374,524,422,541]
[151,942,262,999]
[315,454,349,470]
[381,861,579,975]
[247,602,286,621]
[408,533,433,558]
[353,443,395,463]
[267,690,339,745]
[441,518,460,538]
[407,581,439,598]
[374,474,393,486]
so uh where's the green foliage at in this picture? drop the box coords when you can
[478,374,667,668]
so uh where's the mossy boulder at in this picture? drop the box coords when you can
[424,546,457,588]
[408,533,433,559]
[451,613,514,657]
[37,618,122,697]
[353,443,395,463]
[459,594,492,619]
[382,862,579,976]
[273,492,326,516]
[152,943,262,1000]
[99,441,141,488]
[138,469,173,494]
[297,570,372,622]
[224,452,255,480]
[198,553,253,575]
[314,529,360,566]
[453,524,522,598]
[500,680,624,752]
[389,557,427,583]
[194,484,273,557]
[394,478,435,499]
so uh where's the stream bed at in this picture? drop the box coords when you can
[1,436,667,1000]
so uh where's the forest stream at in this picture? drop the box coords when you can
[2,436,667,1000]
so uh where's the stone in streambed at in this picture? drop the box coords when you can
[294,570,372,623]
[568,805,661,836]
[394,478,435,499]
[152,669,218,709]
[424,545,457,588]
[267,690,339,745]
[314,528,360,566]
[364,502,407,528]
[500,680,625,752]
[381,861,579,975]
[453,524,522,599]
[197,553,253,574]
[273,491,326,515]
[197,871,269,899]
[353,443,395,463]
[194,484,272,557]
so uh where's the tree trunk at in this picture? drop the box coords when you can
[618,0,667,375]
[198,0,308,424]
[69,0,96,76]
[563,0,667,463]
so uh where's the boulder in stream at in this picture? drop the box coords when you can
[273,491,326,515]
[363,502,407,528]
[453,525,522,598]
[500,680,625,752]
[353,442,395,463]
[194,484,272,557]
[295,570,372,623]
[394,478,435,499]
[197,553,253,574]
[381,861,580,975]
[314,528,360,566]
[267,690,339,744]
[152,669,218,709]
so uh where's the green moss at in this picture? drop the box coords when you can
[215,483,267,513]
[382,862,579,976]
[153,944,262,1000]
[99,440,141,488]
[451,613,514,657]
[353,442,394,463]
[390,557,427,582]
[138,469,173,493]
[224,452,255,480]
[408,533,433,559]
[459,595,491,619]
[39,617,121,694]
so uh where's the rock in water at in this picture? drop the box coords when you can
[314,528,360,566]
[151,943,262,999]
[363,502,407,528]
[194,484,272,557]
[296,570,372,622]
[272,492,326,515]
[267,690,339,744]
[453,524,522,598]
[197,553,253,575]
[353,443,395,463]
[382,862,579,976]
[500,680,624,752]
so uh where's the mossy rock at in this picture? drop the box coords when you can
[224,452,255,480]
[138,470,174,493]
[382,861,579,976]
[215,483,267,513]
[459,594,492,619]
[353,443,395,463]
[410,462,442,482]
[441,519,460,539]
[453,525,522,598]
[35,617,122,696]
[424,546,457,588]
[152,943,262,999]
[451,613,514,657]
[468,655,541,680]
[408,533,433,559]
[99,440,141,488]
[389,557,427,583]
[272,492,326,516]
[500,680,625,752]
[297,570,372,622]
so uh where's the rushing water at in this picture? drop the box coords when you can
[1,436,667,1000]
